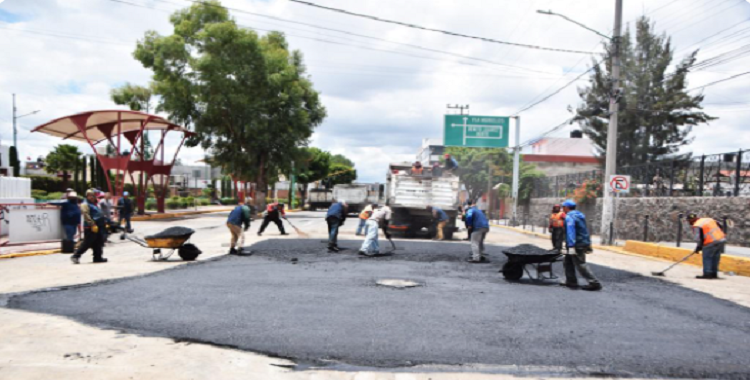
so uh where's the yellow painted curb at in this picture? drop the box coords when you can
[0,249,61,259]
[623,240,750,277]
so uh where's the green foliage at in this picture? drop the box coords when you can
[295,147,331,185]
[221,197,238,205]
[9,146,20,177]
[45,145,82,185]
[31,189,47,199]
[133,1,326,196]
[517,163,546,202]
[110,83,154,113]
[445,147,512,201]
[330,154,354,167]
[328,163,357,186]
[25,175,63,193]
[574,16,714,167]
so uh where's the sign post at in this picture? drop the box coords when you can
[444,115,510,148]
[606,175,630,245]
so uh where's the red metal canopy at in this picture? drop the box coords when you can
[32,110,195,213]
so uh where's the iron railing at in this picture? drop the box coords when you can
[531,149,750,198]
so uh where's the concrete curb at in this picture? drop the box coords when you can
[0,249,61,259]
[491,224,750,277]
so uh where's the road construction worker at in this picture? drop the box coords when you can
[356,204,375,236]
[60,191,81,253]
[560,199,601,291]
[466,199,490,263]
[258,202,288,236]
[117,191,134,233]
[443,153,459,175]
[411,161,424,176]
[326,200,348,252]
[426,205,449,240]
[227,198,252,255]
[549,204,566,253]
[359,205,392,256]
[687,213,726,279]
[71,189,107,264]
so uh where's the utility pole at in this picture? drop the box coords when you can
[511,116,521,226]
[12,94,16,148]
[600,0,623,245]
[446,104,470,115]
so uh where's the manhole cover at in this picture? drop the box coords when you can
[376,279,421,288]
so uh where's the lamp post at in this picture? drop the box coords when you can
[12,94,41,148]
[537,1,623,244]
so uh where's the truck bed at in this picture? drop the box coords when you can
[388,175,459,211]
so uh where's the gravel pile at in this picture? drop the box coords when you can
[146,226,195,239]
[502,244,555,256]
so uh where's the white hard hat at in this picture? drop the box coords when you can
[68,191,78,198]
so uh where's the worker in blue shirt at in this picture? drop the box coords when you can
[465,199,490,263]
[326,200,348,252]
[561,199,601,291]
[426,205,449,240]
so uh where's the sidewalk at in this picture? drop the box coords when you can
[0,206,234,257]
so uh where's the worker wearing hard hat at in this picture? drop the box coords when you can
[71,189,108,264]
[560,199,601,291]
[686,213,727,279]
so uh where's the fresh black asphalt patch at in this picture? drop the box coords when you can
[9,239,750,378]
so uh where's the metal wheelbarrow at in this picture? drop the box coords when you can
[500,244,563,281]
[125,226,201,261]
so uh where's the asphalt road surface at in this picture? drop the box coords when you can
[10,238,750,379]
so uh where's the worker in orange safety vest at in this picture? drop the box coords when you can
[687,213,727,279]
[548,204,566,253]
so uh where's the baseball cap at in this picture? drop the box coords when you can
[562,199,576,208]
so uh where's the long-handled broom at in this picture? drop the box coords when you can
[283,217,309,238]
[651,250,699,277]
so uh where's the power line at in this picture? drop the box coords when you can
[688,70,750,91]
[518,118,574,148]
[287,0,595,54]
[112,0,559,76]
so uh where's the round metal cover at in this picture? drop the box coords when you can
[376,279,421,288]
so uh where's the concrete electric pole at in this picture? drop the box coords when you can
[11,93,41,149]
[446,104,469,115]
[600,0,623,245]
[511,116,520,226]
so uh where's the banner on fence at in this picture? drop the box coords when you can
[7,208,62,243]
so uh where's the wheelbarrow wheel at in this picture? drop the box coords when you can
[502,262,524,281]
[178,243,202,261]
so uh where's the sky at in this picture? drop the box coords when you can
[1,0,749,183]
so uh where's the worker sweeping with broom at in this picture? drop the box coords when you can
[688,213,726,279]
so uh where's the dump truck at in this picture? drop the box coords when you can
[306,188,333,211]
[332,183,383,214]
[385,163,461,239]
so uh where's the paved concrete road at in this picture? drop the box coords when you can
[10,236,750,379]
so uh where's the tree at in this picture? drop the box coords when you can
[294,147,331,206]
[446,147,543,203]
[45,144,82,190]
[111,83,155,160]
[328,163,357,186]
[134,1,326,210]
[330,154,355,167]
[574,16,714,167]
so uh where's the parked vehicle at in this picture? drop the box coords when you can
[384,163,460,239]
[332,183,382,214]
[307,188,333,211]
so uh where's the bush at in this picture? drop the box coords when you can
[197,197,210,206]
[146,198,157,210]
[32,189,48,199]
[220,197,237,205]
[25,175,63,193]
[166,197,181,209]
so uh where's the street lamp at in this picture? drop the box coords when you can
[11,94,41,148]
[537,1,623,245]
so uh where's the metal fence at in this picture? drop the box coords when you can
[531,149,750,198]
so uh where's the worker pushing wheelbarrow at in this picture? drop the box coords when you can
[126,226,202,261]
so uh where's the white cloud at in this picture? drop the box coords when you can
[1,0,749,183]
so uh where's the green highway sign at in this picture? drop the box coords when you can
[444,115,510,148]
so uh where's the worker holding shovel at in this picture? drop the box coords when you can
[358,205,392,256]
[560,199,601,291]
[226,198,252,255]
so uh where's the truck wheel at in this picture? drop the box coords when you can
[502,263,524,281]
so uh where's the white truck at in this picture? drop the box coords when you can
[332,183,382,214]
[385,163,461,239]
[306,188,333,211]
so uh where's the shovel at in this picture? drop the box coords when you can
[651,250,699,277]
